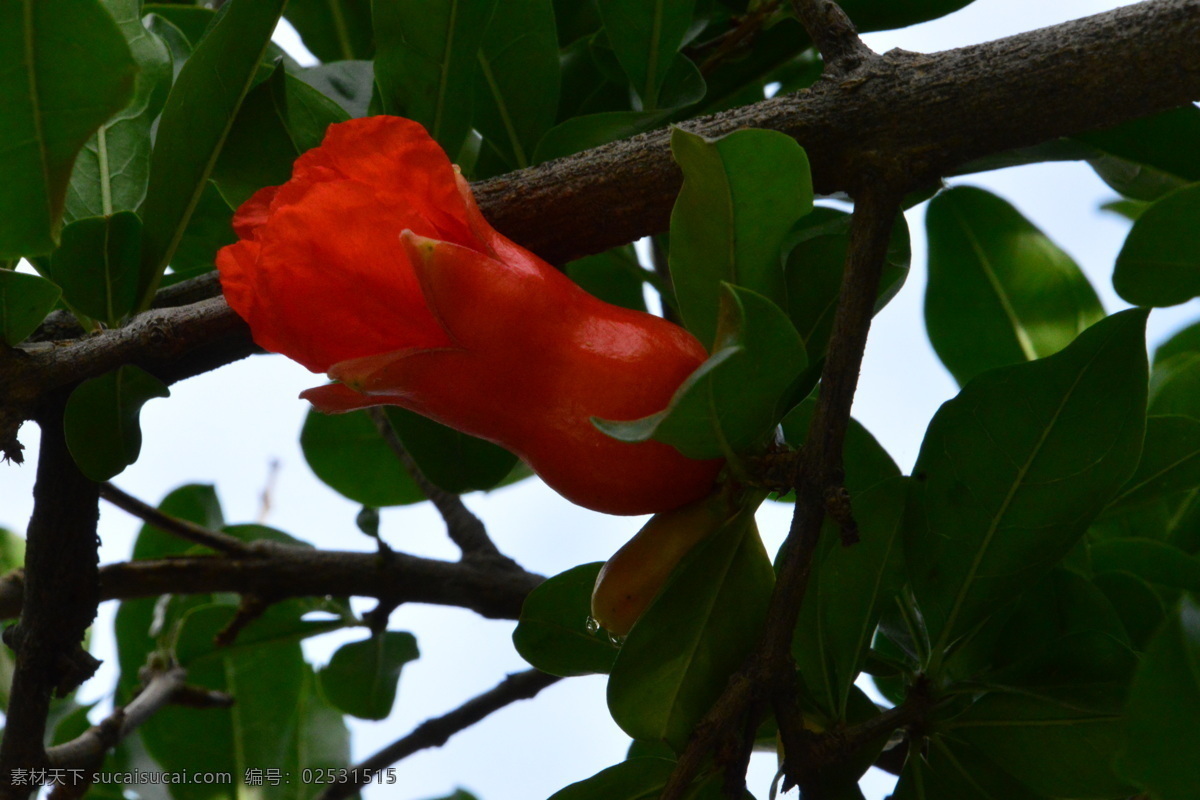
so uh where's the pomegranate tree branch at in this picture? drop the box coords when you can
[99,482,259,557]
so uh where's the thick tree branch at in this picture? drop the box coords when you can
[0,546,541,623]
[318,669,561,800]
[2,0,1197,436]
[0,403,102,799]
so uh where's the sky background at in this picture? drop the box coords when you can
[3,1,1193,798]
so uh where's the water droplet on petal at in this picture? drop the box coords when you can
[585,616,600,634]
[608,631,626,647]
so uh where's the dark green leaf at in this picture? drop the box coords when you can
[144,4,216,50]
[300,408,425,507]
[778,399,899,496]
[838,0,978,33]
[1093,570,1166,651]
[45,211,141,326]
[597,0,695,110]
[474,0,560,171]
[170,181,236,274]
[0,0,137,256]
[669,127,813,348]
[1091,537,1200,593]
[285,0,373,62]
[908,310,1148,664]
[1104,415,1200,513]
[1090,154,1190,203]
[566,246,650,312]
[892,736,1047,800]
[63,365,170,481]
[139,0,287,306]
[533,109,673,163]
[513,563,619,677]
[785,207,910,365]
[385,407,519,495]
[1116,594,1200,800]
[1078,105,1200,184]
[372,0,498,157]
[924,186,1105,386]
[0,271,62,345]
[794,478,908,719]
[595,285,807,460]
[284,668,354,799]
[173,601,344,667]
[1101,197,1151,222]
[608,508,773,749]
[1113,183,1200,307]
[547,758,676,800]
[318,631,419,720]
[951,690,1133,798]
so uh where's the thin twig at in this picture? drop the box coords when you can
[317,669,562,800]
[367,408,514,565]
[789,0,875,74]
[99,483,260,557]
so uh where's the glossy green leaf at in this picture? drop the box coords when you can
[908,310,1148,663]
[1113,183,1200,307]
[608,508,773,749]
[64,0,172,224]
[1104,415,1200,513]
[212,63,349,207]
[1091,538,1200,593]
[139,0,287,306]
[0,271,62,345]
[474,0,560,171]
[548,758,677,800]
[785,207,910,365]
[300,408,425,507]
[372,0,498,157]
[892,736,1047,800]
[794,478,908,719]
[318,631,419,720]
[1090,153,1190,203]
[597,0,695,110]
[145,4,216,50]
[925,186,1105,386]
[45,211,141,326]
[141,601,307,800]
[285,0,373,62]
[952,690,1133,798]
[513,563,618,677]
[533,109,673,163]
[595,285,807,460]
[170,181,237,274]
[0,0,137,256]
[778,399,900,496]
[670,127,813,349]
[1078,105,1200,185]
[566,246,650,312]
[1116,594,1200,799]
[63,364,170,481]
[1101,198,1151,221]
[384,407,519,495]
[1094,570,1166,651]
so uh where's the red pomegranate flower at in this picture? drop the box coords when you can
[217,116,720,515]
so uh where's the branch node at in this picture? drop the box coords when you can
[790,0,876,76]
[213,594,271,648]
[824,485,859,546]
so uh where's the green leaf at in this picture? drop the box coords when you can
[1113,183,1200,307]
[608,508,773,749]
[595,285,807,460]
[785,207,910,366]
[533,109,674,163]
[139,0,287,306]
[838,0,979,34]
[596,0,695,110]
[372,0,498,157]
[300,408,426,507]
[474,0,560,171]
[0,0,137,256]
[63,364,170,481]
[669,127,813,349]
[512,563,618,677]
[318,631,420,720]
[384,407,519,495]
[1090,154,1190,203]
[1093,570,1166,651]
[296,61,375,119]
[1104,415,1200,513]
[284,668,354,798]
[907,310,1149,664]
[566,246,650,312]
[145,4,216,50]
[140,601,307,800]
[951,690,1133,798]
[285,0,374,62]
[211,63,349,207]
[170,181,237,274]
[44,211,141,326]
[892,736,1047,800]
[547,758,676,800]
[1116,594,1200,800]
[924,186,1105,386]
[65,0,171,224]
[1091,538,1200,593]
[778,399,900,496]
[1078,105,1200,185]
[794,478,908,720]
[0,271,62,345]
